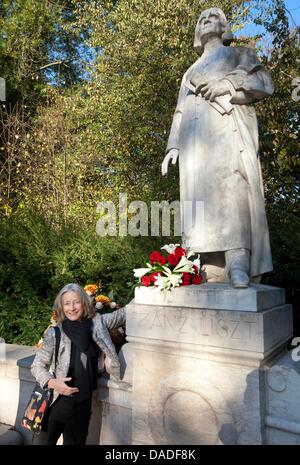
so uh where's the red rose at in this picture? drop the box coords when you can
[150,272,161,283]
[193,264,199,273]
[192,275,202,285]
[181,272,191,285]
[157,255,166,265]
[149,251,162,262]
[141,275,151,286]
[174,247,185,258]
[149,251,166,265]
[167,254,179,266]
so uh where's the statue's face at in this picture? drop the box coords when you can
[197,9,224,40]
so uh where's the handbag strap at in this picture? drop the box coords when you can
[53,326,61,377]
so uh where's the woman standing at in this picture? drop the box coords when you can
[31,283,126,445]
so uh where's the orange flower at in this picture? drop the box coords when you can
[95,295,111,304]
[84,284,98,295]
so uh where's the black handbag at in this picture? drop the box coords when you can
[21,326,61,434]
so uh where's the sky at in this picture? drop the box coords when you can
[284,0,300,27]
[233,0,300,54]
[236,0,299,38]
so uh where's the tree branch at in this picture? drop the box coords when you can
[39,60,71,71]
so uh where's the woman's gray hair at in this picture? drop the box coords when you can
[194,7,233,56]
[53,283,95,323]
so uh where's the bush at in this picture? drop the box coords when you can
[0,207,163,345]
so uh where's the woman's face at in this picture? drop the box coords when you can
[62,291,84,321]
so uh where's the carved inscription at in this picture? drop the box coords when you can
[129,307,257,340]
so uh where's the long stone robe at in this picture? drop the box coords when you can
[166,44,274,277]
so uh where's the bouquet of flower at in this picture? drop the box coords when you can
[133,243,203,290]
[84,283,125,350]
[84,284,118,314]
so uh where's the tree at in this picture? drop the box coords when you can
[0,0,90,103]
[0,0,92,217]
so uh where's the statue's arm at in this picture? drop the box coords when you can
[165,74,188,153]
[162,73,189,175]
[223,47,274,104]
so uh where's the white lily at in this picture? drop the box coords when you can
[192,255,201,272]
[161,265,172,274]
[133,267,151,278]
[166,272,183,288]
[186,249,196,259]
[151,273,161,282]
[173,255,194,273]
[161,243,181,254]
[154,275,170,290]
[154,272,183,290]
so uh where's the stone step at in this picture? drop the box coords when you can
[0,423,23,445]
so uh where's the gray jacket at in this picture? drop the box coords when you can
[31,308,126,405]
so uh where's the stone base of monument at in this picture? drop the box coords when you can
[126,283,293,445]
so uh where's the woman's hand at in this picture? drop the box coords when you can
[47,377,79,396]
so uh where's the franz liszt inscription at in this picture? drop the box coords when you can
[130,307,257,341]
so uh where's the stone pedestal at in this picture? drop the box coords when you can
[126,284,293,445]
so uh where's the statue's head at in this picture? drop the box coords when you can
[194,7,233,55]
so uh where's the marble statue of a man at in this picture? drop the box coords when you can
[162,7,274,288]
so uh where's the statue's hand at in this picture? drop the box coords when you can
[161,149,179,176]
[197,79,233,102]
